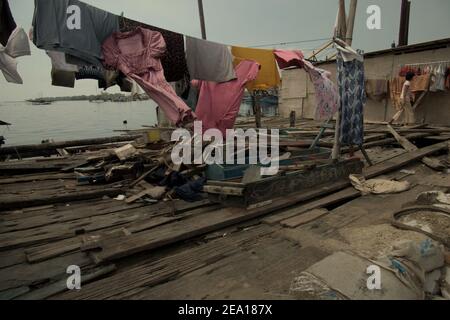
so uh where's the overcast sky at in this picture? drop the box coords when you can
[1,0,450,101]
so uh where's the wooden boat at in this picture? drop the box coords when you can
[204,158,364,207]
[31,99,52,106]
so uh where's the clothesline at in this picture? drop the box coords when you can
[402,60,450,67]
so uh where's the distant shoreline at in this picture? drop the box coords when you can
[27,93,150,103]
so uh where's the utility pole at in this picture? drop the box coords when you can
[345,0,358,45]
[398,0,411,46]
[198,0,207,40]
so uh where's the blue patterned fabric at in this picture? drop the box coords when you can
[337,51,366,146]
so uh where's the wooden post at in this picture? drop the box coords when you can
[290,111,296,128]
[346,0,358,45]
[332,111,341,160]
[254,92,262,129]
[398,0,410,46]
[337,0,347,40]
[197,0,207,40]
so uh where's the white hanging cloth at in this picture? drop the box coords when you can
[0,27,31,84]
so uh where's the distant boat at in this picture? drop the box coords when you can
[31,99,52,106]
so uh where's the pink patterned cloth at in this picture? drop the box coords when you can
[273,49,304,69]
[274,50,338,120]
[193,60,260,135]
[302,60,339,120]
[102,27,195,126]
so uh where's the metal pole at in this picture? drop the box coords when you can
[198,0,207,40]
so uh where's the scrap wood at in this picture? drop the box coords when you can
[387,124,449,171]
[386,125,417,152]
[114,144,138,161]
[129,145,174,187]
[83,141,450,263]
[125,182,166,204]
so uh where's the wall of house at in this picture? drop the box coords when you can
[279,45,450,125]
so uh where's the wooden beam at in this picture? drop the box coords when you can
[386,124,417,151]
[345,0,358,45]
[197,0,207,40]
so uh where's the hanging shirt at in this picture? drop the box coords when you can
[46,51,78,72]
[32,0,119,66]
[302,60,339,121]
[336,50,366,146]
[186,36,236,83]
[231,46,280,92]
[119,17,188,82]
[273,50,304,69]
[0,27,31,84]
[102,27,194,126]
[365,79,388,101]
[193,60,260,135]
[0,0,16,47]
[435,63,446,91]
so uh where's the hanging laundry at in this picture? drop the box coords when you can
[119,17,188,82]
[389,74,431,109]
[273,49,304,69]
[231,46,280,92]
[193,60,260,135]
[51,69,75,88]
[435,63,447,91]
[0,27,31,84]
[365,79,388,101]
[0,0,16,47]
[446,68,450,90]
[102,27,194,126]
[186,36,236,83]
[46,51,78,72]
[173,76,198,111]
[302,60,339,120]
[32,0,119,66]
[336,49,366,146]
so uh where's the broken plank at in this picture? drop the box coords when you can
[386,125,418,152]
[364,140,449,179]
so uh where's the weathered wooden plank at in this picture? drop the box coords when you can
[0,252,91,292]
[57,226,271,300]
[364,140,449,179]
[386,125,418,152]
[0,173,75,185]
[0,187,125,211]
[0,135,141,157]
[280,208,329,228]
[15,265,116,300]
[261,187,360,225]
